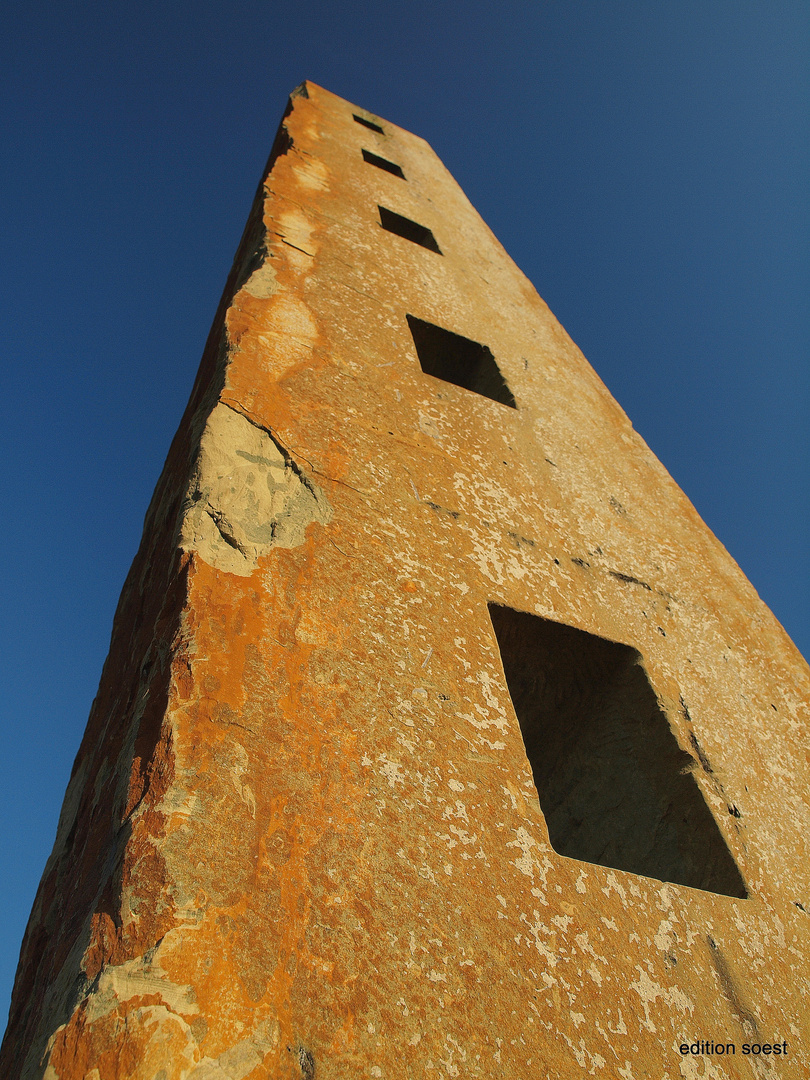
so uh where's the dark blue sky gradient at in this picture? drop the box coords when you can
[1,0,807,1034]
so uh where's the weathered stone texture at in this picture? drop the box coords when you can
[2,82,808,1078]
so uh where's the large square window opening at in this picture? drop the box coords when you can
[488,604,747,898]
[406,315,516,408]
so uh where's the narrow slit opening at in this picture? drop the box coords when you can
[353,114,384,133]
[406,315,516,408]
[362,149,406,178]
[488,604,748,899]
[378,207,441,253]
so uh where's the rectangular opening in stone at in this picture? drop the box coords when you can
[488,604,748,898]
[362,149,406,178]
[406,315,517,408]
[353,113,384,133]
[378,206,442,254]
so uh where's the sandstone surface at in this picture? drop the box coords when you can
[1,82,808,1079]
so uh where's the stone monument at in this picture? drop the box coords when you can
[2,82,808,1079]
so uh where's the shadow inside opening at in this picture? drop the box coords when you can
[488,604,747,898]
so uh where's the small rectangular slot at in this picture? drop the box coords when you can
[378,207,441,253]
[362,149,406,178]
[406,315,516,408]
[353,114,384,133]
[488,604,747,898]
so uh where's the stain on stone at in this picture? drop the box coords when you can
[424,500,460,519]
[190,1015,208,1042]
[507,531,536,549]
[298,1045,316,1078]
[706,935,761,1037]
[288,1044,315,1078]
[688,730,714,776]
[609,570,652,590]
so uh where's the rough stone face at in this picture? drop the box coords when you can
[180,401,333,576]
[2,82,809,1079]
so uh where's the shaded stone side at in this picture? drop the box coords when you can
[0,96,306,1080]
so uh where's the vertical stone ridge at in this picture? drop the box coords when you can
[0,97,299,1080]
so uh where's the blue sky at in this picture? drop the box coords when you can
[1,0,807,1035]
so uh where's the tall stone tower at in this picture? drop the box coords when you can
[2,83,808,1079]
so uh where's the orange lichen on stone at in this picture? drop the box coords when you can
[2,82,809,1078]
